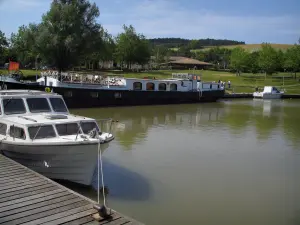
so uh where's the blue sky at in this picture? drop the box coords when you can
[0,0,299,44]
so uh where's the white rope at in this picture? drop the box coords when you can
[97,139,106,206]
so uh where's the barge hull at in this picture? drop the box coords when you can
[2,82,225,108]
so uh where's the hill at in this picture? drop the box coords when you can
[148,38,245,49]
[194,44,294,52]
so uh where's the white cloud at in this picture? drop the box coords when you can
[101,0,299,43]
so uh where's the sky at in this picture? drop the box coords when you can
[0,0,299,44]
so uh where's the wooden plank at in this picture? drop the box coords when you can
[0,189,66,208]
[0,177,42,188]
[0,186,58,203]
[19,203,94,225]
[41,209,97,225]
[0,180,49,195]
[0,183,54,199]
[0,177,48,190]
[0,173,35,182]
[59,215,95,225]
[0,194,76,218]
[0,197,86,224]
[0,190,69,212]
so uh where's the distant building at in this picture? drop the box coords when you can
[160,56,213,70]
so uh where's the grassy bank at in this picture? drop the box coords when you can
[1,69,299,94]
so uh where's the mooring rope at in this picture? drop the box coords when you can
[97,139,106,207]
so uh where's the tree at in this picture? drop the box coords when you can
[284,45,300,78]
[35,0,104,74]
[230,47,249,75]
[0,30,9,64]
[10,24,39,67]
[258,43,279,75]
[246,51,259,73]
[114,25,151,69]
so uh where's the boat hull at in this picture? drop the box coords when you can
[2,81,225,108]
[0,142,108,186]
[253,92,283,99]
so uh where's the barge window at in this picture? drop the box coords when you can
[133,82,142,90]
[146,82,155,91]
[28,125,56,140]
[158,83,166,91]
[90,92,99,98]
[64,91,72,98]
[81,121,100,134]
[3,98,26,115]
[9,126,26,140]
[26,98,51,113]
[50,98,68,112]
[170,83,177,91]
[0,123,7,135]
[56,123,80,136]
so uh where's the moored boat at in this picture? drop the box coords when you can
[253,86,284,99]
[0,90,114,185]
[1,71,225,108]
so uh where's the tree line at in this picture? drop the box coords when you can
[0,0,299,77]
[148,38,245,49]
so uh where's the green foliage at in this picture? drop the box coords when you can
[36,0,105,72]
[114,25,151,68]
[284,45,300,75]
[10,24,39,67]
[246,52,259,73]
[0,30,9,64]
[152,45,170,64]
[230,47,248,74]
[258,43,280,75]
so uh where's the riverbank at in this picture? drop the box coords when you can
[1,69,300,94]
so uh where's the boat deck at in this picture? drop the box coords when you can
[0,154,143,225]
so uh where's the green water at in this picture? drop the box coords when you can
[68,99,300,225]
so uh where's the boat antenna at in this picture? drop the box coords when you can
[94,138,111,219]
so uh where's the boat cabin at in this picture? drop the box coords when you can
[0,114,101,142]
[37,71,223,92]
[262,86,281,94]
[0,90,69,117]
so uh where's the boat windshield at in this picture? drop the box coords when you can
[28,125,56,140]
[49,97,68,113]
[81,121,100,134]
[56,123,80,136]
[3,98,26,115]
[26,98,51,113]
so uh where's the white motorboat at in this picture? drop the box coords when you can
[253,86,284,99]
[0,90,114,185]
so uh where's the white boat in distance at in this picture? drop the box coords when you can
[253,86,284,99]
[0,90,114,185]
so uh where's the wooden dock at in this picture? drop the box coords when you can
[0,154,143,225]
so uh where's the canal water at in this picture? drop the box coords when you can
[68,99,300,225]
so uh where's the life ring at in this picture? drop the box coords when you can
[45,87,51,92]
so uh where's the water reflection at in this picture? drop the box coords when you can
[71,100,300,149]
[69,100,300,225]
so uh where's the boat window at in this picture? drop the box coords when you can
[64,91,73,97]
[81,121,100,134]
[3,98,26,115]
[90,92,99,98]
[49,98,68,112]
[170,83,177,91]
[26,98,51,113]
[158,83,166,91]
[133,82,142,90]
[56,123,80,136]
[0,123,7,135]
[28,125,56,140]
[146,82,155,91]
[9,126,26,140]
